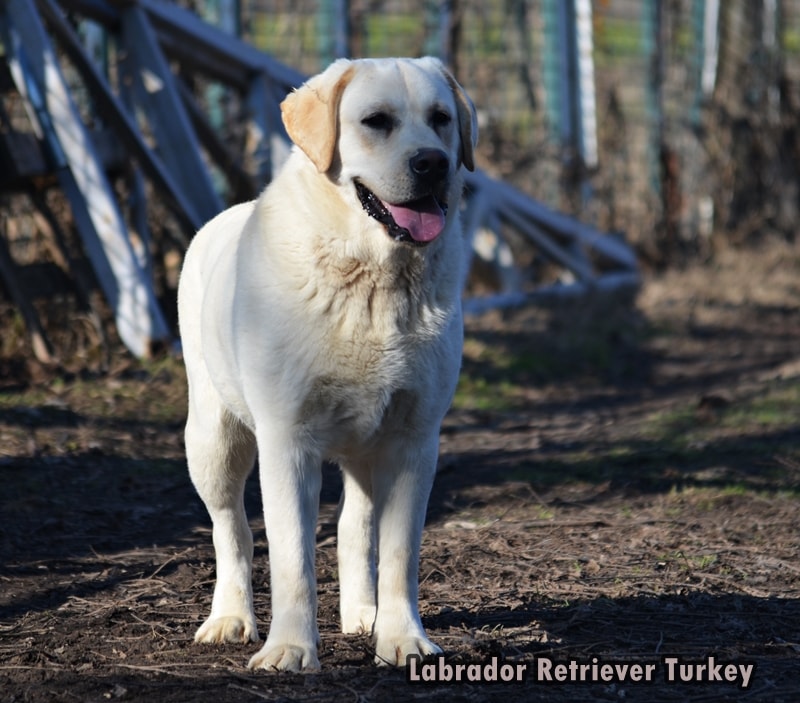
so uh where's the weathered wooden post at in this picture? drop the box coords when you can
[1,0,170,358]
[691,0,720,126]
[541,0,598,204]
[120,5,224,223]
[318,0,350,63]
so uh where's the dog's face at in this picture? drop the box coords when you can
[281,57,477,246]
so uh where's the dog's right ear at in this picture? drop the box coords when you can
[281,60,355,173]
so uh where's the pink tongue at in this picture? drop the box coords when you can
[384,196,445,243]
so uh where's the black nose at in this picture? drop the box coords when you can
[410,149,449,184]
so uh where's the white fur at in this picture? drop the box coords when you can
[178,57,476,672]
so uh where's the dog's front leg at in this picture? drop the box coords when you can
[337,464,377,635]
[371,437,442,666]
[248,431,322,673]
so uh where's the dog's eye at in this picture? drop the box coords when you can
[361,112,395,132]
[431,110,452,128]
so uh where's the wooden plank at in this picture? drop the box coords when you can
[2,0,170,358]
[136,0,305,88]
[460,169,640,314]
[175,78,258,202]
[465,171,639,271]
[245,73,292,187]
[120,4,223,223]
[36,0,204,233]
[59,0,299,190]
[155,30,250,90]
[62,0,305,90]
[466,171,594,281]
[55,0,120,27]
[463,272,641,317]
[574,0,598,170]
[501,206,595,283]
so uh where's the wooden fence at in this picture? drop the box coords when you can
[0,0,637,362]
[242,1,800,256]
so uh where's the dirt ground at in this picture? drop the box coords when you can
[1,239,799,702]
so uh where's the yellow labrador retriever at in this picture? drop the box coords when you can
[178,57,476,672]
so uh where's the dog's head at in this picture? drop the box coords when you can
[281,57,477,247]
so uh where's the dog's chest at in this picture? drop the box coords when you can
[287,245,454,448]
[300,367,415,433]
[300,307,437,449]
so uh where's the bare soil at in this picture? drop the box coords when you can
[2,239,800,702]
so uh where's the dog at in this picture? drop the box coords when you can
[177,56,477,672]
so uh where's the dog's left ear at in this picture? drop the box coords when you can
[281,59,355,173]
[441,67,478,172]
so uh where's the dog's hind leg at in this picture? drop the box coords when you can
[186,375,258,645]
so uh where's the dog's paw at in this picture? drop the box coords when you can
[194,616,259,644]
[248,642,320,672]
[341,604,376,635]
[374,635,442,667]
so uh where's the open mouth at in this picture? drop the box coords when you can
[355,182,447,246]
